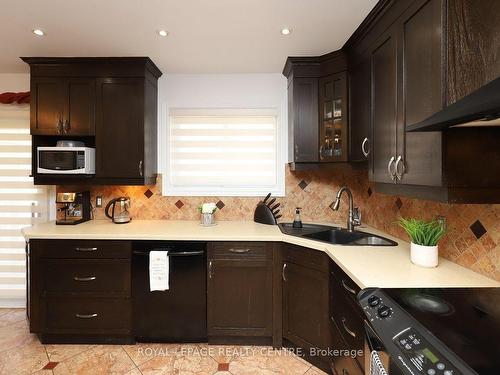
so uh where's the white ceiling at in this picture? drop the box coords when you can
[0,0,377,74]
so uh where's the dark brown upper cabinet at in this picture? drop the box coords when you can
[283,52,362,169]
[348,59,371,163]
[346,0,500,203]
[22,57,161,185]
[30,77,95,136]
[447,0,500,105]
[319,72,348,162]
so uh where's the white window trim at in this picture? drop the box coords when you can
[162,108,286,197]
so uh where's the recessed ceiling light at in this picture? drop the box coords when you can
[281,27,292,36]
[158,30,168,37]
[32,29,45,36]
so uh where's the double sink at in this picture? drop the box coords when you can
[279,223,398,246]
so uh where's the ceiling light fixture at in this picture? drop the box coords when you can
[281,27,291,36]
[158,30,168,37]
[32,29,45,36]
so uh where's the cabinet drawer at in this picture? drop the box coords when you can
[32,239,131,259]
[283,244,329,273]
[210,242,273,260]
[42,259,130,297]
[43,298,131,334]
[331,292,364,365]
[330,259,361,306]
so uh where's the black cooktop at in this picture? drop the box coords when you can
[382,288,500,375]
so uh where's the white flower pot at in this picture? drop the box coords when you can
[410,242,439,268]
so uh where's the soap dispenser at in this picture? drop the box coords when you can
[292,207,303,228]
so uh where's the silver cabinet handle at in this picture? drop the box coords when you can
[139,160,143,177]
[341,279,356,295]
[319,145,324,161]
[361,137,370,157]
[341,317,356,338]
[395,155,405,181]
[73,276,96,282]
[282,263,287,282]
[208,260,213,279]
[387,156,396,180]
[63,119,70,134]
[294,144,299,158]
[75,313,98,319]
[229,248,250,253]
[75,247,98,252]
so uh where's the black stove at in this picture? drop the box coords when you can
[358,288,500,375]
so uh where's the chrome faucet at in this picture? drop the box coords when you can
[332,186,361,232]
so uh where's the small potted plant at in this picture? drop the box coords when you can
[397,218,446,268]
[199,202,217,226]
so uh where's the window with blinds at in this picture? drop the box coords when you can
[165,110,284,196]
[0,103,46,307]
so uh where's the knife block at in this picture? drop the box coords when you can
[254,203,277,225]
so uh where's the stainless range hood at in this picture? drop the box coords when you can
[407,76,500,132]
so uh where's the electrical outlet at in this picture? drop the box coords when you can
[96,196,102,208]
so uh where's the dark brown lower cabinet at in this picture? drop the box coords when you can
[282,244,332,371]
[207,242,274,342]
[28,239,133,344]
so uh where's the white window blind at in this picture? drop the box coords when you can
[165,110,284,196]
[0,103,46,307]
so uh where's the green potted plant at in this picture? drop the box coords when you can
[397,218,446,268]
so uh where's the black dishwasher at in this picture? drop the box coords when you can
[132,241,207,342]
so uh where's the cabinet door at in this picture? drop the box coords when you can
[30,77,65,135]
[399,0,443,186]
[291,78,319,162]
[282,261,330,350]
[447,0,500,104]
[370,30,398,184]
[349,60,371,163]
[207,258,272,337]
[96,78,144,179]
[64,78,96,136]
[319,73,348,162]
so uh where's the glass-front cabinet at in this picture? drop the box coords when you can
[319,72,348,162]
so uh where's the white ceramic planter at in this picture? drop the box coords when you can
[410,242,439,268]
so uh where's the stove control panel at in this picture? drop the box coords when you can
[393,327,459,375]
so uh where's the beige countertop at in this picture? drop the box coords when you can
[22,220,499,289]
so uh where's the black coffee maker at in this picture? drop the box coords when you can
[56,191,91,225]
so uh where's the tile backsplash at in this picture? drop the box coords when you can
[58,166,499,281]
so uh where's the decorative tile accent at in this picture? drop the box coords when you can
[470,220,487,239]
[216,200,225,210]
[367,186,372,197]
[298,180,308,190]
[144,189,153,199]
[43,362,59,370]
[217,362,230,371]
[395,197,403,210]
[175,200,184,209]
[329,201,337,212]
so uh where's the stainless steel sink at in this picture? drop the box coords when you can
[278,223,398,246]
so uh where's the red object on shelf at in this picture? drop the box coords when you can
[0,92,30,104]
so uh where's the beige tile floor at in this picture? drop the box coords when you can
[0,309,328,375]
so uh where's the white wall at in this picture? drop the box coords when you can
[0,73,29,92]
[157,74,288,194]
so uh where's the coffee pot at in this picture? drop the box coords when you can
[105,197,131,224]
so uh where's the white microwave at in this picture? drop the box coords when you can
[37,147,95,174]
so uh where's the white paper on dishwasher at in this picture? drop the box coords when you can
[149,251,169,291]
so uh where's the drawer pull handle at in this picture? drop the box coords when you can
[75,313,98,319]
[73,276,96,282]
[341,317,356,338]
[75,247,98,252]
[229,248,251,253]
[282,263,287,282]
[341,279,356,295]
[208,260,213,279]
